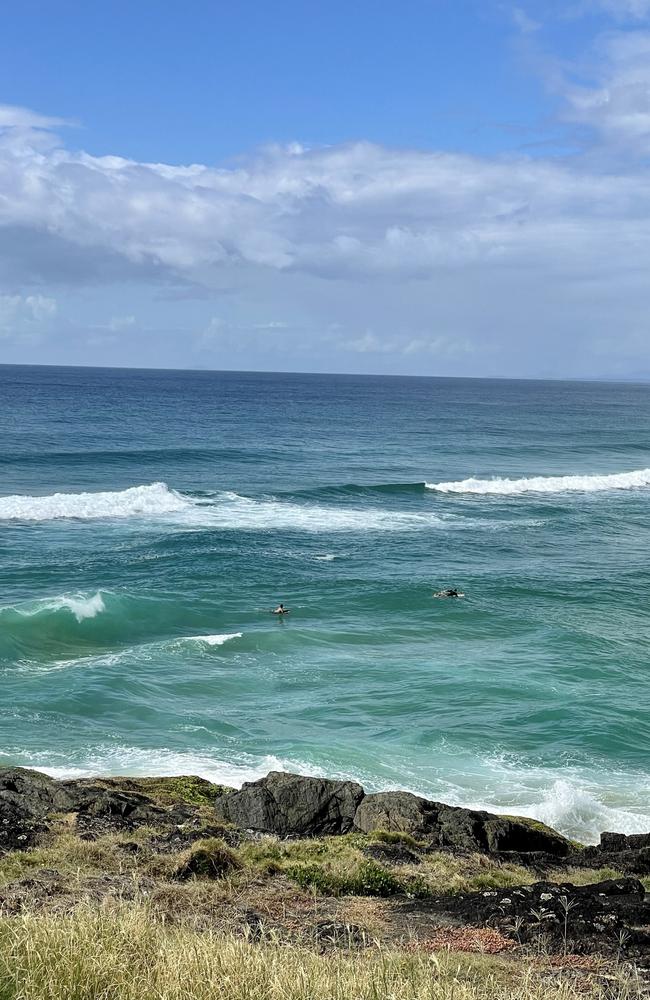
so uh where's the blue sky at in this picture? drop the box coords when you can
[1,0,650,376]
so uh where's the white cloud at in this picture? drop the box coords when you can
[563,31,650,152]
[511,6,541,33]
[592,0,650,19]
[0,293,56,336]
[1,65,650,374]
[0,109,648,289]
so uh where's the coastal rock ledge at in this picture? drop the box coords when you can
[214,772,573,856]
[1,765,646,867]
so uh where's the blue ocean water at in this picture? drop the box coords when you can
[1,365,650,842]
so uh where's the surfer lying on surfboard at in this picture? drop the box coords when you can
[433,588,464,599]
[272,603,291,615]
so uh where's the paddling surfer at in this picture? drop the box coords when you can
[272,603,291,615]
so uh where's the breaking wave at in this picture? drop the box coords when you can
[425,467,650,495]
[0,482,188,521]
[1,592,106,624]
[181,633,242,647]
[0,482,444,532]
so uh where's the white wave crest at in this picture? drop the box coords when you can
[48,592,106,622]
[315,554,336,561]
[426,467,650,495]
[0,482,189,521]
[0,481,444,532]
[2,591,106,623]
[184,633,242,646]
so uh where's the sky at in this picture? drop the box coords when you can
[1,0,650,377]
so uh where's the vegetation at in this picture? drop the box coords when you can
[0,907,643,1000]
[0,793,644,1000]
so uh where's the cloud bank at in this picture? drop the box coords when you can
[1,24,650,376]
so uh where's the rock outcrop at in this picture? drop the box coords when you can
[61,778,196,838]
[214,771,365,836]
[0,768,72,850]
[213,774,572,856]
[573,830,650,875]
[353,791,572,856]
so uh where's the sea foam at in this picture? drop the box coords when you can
[426,467,650,495]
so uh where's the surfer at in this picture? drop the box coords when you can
[433,588,464,599]
[272,603,291,615]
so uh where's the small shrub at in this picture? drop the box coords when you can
[286,860,423,898]
[175,839,241,880]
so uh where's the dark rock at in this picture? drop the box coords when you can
[362,841,422,866]
[61,779,199,838]
[600,831,650,852]
[0,768,73,851]
[576,845,650,875]
[568,831,650,874]
[149,823,241,854]
[214,771,365,837]
[354,792,437,839]
[396,877,650,957]
[354,791,571,857]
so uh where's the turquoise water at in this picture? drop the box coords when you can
[2,365,650,842]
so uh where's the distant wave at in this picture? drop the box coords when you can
[0,482,188,521]
[426,468,650,495]
[0,482,444,532]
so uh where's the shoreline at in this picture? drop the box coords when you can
[1,765,648,994]
[8,755,648,847]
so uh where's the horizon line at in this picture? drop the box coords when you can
[1,361,649,387]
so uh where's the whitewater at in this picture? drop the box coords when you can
[2,365,650,844]
[426,468,650,495]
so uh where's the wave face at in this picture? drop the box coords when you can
[0,482,188,521]
[426,467,650,495]
[0,483,444,532]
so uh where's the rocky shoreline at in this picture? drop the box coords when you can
[1,766,649,973]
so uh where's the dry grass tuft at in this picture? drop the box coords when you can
[0,907,643,1000]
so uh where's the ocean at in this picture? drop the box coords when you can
[1,364,649,844]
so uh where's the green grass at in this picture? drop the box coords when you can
[85,774,231,807]
[0,907,642,1000]
[239,834,537,897]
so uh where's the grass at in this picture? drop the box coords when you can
[0,826,625,901]
[239,834,541,897]
[0,907,643,1000]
